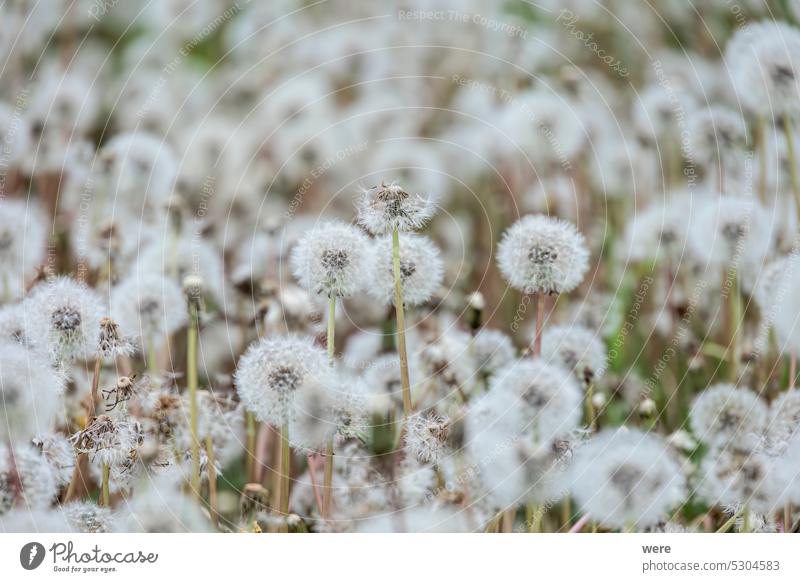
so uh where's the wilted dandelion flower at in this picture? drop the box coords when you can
[28,277,104,362]
[497,215,589,295]
[74,414,141,468]
[366,233,444,306]
[568,428,686,530]
[96,317,135,359]
[404,412,451,464]
[111,271,188,351]
[539,324,607,389]
[290,220,369,297]
[0,199,47,300]
[490,359,582,449]
[690,384,768,450]
[356,181,437,234]
[0,341,65,443]
[234,335,333,426]
[726,20,800,119]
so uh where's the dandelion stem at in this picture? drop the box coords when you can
[306,454,324,517]
[205,434,218,529]
[101,463,110,507]
[727,268,741,382]
[322,439,334,519]
[322,295,336,518]
[784,503,792,533]
[90,354,102,418]
[715,508,741,533]
[245,411,256,481]
[279,421,290,518]
[187,302,201,497]
[756,116,768,204]
[146,336,158,377]
[392,228,413,417]
[783,116,800,219]
[741,505,751,533]
[531,292,545,357]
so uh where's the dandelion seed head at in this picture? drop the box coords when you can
[0,442,58,515]
[366,233,444,306]
[569,428,686,530]
[28,277,104,363]
[0,341,65,444]
[234,335,333,425]
[0,199,47,300]
[63,501,114,533]
[32,432,74,488]
[497,215,589,295]
[696,448,782,515]
[726,20,800,118]
[74,414,141,468]
[472,328,516,379]
[290,220,369,297]
[356,181,437,234]
[490,358,582,449]
[540,324,607,389]
[111,271,188,351]
[690,384,768,450]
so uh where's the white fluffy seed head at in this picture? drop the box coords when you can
[726,20,800,119]
[623,191,694,265]
[290,220,369,297]
[366,233,444,306]
[234,335,334,426]
[28,277,105,362]
[497,215,589,294]
[568,428,686,530]
[689,196,772,278]
[63,501,114,533]
[1,442,59,514]
[695,448,783,515]
[472,328,516,379]
[356,181,437,234]
[404,412,451,464]
[0,341,65,444]
[690,384,768,451]
[110,271,188,351]
[113,475,211,532]
[539,324,607,389]
[0,199,48,300]
[489,358,582,450]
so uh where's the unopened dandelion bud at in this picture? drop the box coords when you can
[591,391,607,410]
[466,291,485,332]
[240,483,270,517]
[638,398,657,417]
[182,275,205,308]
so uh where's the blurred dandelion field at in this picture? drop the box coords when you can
[2,0,800,536]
